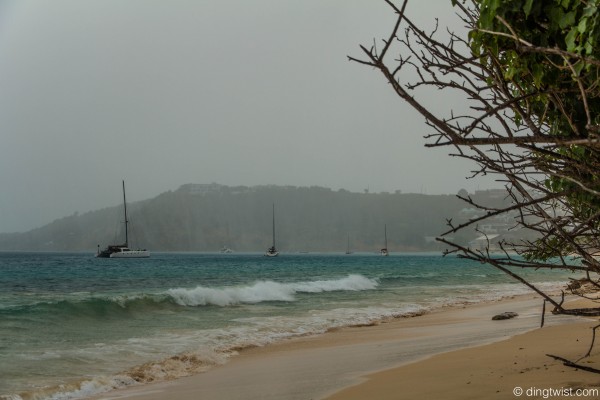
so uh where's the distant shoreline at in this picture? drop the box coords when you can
[0,186,516,253]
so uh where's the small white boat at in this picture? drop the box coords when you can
[265,246,278,257]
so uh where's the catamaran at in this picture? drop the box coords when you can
[96,181,149,258]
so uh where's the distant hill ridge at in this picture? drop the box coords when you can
[0,184,510,252]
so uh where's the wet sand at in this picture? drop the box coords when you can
[90,295,600,400]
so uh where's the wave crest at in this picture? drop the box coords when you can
[167,274,378,307]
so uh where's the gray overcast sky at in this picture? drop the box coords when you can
[0,0,499,233]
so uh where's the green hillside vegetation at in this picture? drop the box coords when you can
[0,184,512,253]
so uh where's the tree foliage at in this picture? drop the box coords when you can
[350,0,600,317]
[473,0,600,262]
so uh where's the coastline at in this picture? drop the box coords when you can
[88,294,596,400]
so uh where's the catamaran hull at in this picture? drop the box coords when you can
[110,250,150,258]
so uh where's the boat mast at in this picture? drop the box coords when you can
[272,203,276,248]
[346,233,351,254]
[384,224,387,249]
[122,180,129,247]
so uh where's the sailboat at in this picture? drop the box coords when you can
[265,203,279,257]
[380,224,389,256]
[96,181,149,258]
[345,233,353,255]
[220,246,234,254]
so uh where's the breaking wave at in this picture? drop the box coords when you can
[166,274,378,306]
[0,275,379,321]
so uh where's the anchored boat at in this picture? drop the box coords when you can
[96,181,149,258]
[380,224,389,256]
[265,203,279,257]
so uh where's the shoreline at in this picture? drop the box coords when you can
[88,294,594,400]
[327,319,600,400]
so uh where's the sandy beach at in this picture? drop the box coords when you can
[89,294,600,400]
[328,313,600,400]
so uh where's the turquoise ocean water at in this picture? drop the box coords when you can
[0,252,573,399]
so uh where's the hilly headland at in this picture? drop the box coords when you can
[0,184,517,253]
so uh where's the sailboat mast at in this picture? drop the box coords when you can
[272,203,276,248]
[122,180,129,247]
[384,224,387,248]
[347,233,351,254]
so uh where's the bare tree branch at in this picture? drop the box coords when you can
[350,0,600,322]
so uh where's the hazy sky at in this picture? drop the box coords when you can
[0,0,499,233]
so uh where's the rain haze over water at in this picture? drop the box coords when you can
[0,0,497,233]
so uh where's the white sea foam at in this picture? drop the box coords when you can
[11,301,423,400]
[293,274,378,292]
[7,278,565,400]
[166,274,378,307]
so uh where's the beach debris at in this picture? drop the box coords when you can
[491,312,518,320]
[546,323,600,375]
[567,278,600,296]
[546,353,600,374]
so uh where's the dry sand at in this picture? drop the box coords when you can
[328,319,600,400]
[92,295,600,400]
